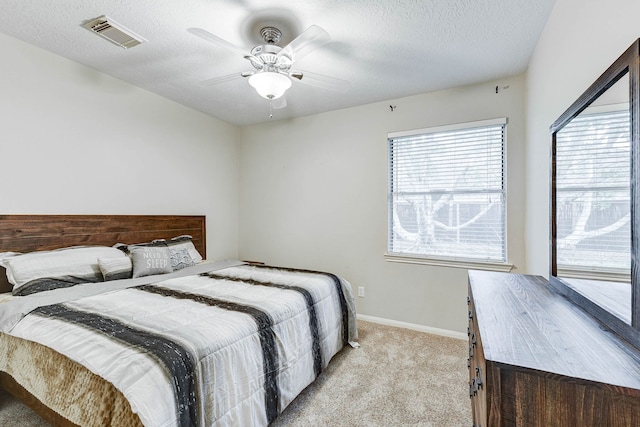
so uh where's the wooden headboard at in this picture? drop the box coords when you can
[0,214,206,293]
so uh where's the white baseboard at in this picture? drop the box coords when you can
[356,314,467,341]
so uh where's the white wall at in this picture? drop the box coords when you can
[0,33,241,260]
[525,0,640,275]
[239,75,526,334]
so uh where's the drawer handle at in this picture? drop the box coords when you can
[469,345,474,358]
[471,333,476,347]
[475,367,483,389]
[468,310,473,320]
[467,357,471,369]
[467,295,471,305]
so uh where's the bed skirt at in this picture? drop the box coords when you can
[0,332,142,426]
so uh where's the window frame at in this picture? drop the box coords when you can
[385,118,512,271]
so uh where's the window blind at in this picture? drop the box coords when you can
[387,119,506,262]
[555,109,630,272]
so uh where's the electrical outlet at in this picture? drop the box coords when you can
[357,287,365,297]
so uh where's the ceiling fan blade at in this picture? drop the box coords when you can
[188,27,256,60]
[277,25,330,62]
[272,97,287,110]
[293,70,351,93]
[199,72,246,87]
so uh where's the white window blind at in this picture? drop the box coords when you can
[387,118,506,263]
[556,109,630,273]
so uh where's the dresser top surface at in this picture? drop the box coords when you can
[469,270,640,390]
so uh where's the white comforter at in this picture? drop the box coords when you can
[1,261,357,427]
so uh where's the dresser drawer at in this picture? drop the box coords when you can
[468,285,487,427]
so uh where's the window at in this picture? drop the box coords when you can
[555,107,630,277]
[387,118,507,268]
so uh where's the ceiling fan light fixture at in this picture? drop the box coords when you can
[248,72,292,100]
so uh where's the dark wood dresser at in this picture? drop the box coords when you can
[468,270,640,426]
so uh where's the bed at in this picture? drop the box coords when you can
[0,215,357,426]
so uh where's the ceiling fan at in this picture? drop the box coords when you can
[187,25,350,108]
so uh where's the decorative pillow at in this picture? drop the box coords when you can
[129,243,173,278]
[4,246,127,295]
[166,235,203,271]
[98,257,133,281]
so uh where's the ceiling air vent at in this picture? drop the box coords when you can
[82,15,146,49]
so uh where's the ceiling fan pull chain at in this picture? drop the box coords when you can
[269,99,273,119]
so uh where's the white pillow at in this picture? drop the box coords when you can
[98,257,133,281]
[0,252,21,268]
[5,246,127,295]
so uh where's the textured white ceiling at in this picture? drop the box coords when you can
[0,0,555,126]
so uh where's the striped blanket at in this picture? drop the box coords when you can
[3,262,357,426]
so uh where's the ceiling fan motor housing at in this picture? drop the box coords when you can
[249,44,292,71]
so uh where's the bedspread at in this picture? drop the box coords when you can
[0,262,357,427]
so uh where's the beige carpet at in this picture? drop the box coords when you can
[0,320,471,426]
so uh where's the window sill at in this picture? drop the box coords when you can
[556,268,630,283]
[384,253,514,272]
